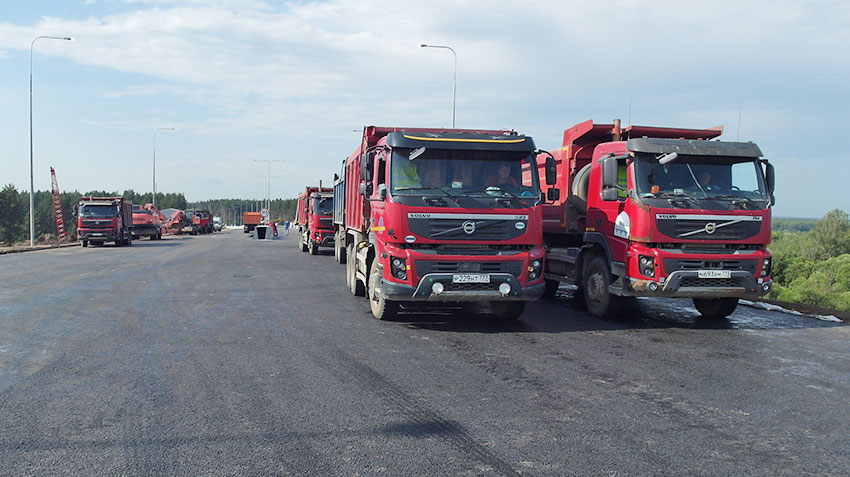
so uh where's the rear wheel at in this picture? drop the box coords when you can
[369,259,398,320]
[583,256,622,318]
[489,301,526,320]
[693,297,739,319]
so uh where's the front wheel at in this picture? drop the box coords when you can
[81,240,88,248]
[542,279,560,299]
[489,301,526,320]
[693,297,738,319]
[309,241,318,255]
[583,256,622,318]
[369,259,398,320]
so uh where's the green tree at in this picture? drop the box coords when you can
[806,209,850,260]
[0,184,25,245]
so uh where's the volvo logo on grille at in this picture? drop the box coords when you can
[462,221,476,235]
[705,222,717,234]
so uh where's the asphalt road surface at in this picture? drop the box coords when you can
[1,229,848,476]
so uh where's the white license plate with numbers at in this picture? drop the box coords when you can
[452,274,490,284]
[697,270,731,279]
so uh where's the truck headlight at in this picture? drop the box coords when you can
[639,255,655,278]
[528,259,543,281]
[390,257,407,280]
[761,258,771,278]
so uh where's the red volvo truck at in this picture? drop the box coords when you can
[537,119,775,319]
[131,203,164,240]
[295,186,334,255]
[334,126,547,321]
[75,196,134,247]
[193,210,213,234]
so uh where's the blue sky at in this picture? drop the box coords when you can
[1,0,848,218]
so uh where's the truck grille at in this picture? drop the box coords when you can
[319,218,333,228]
[415,261,523,278]
[82,219,114,228]
[663,259,757,275]
[409,217,526,241]
[681,277,743,288]
[656,217,762,240]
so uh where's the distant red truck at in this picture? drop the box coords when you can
[131,203,164,240]
[295,186,334,255]
[192,209,213,234]
[76,197,134,247]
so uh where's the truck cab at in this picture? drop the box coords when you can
[76,197,134,247]
[296,187,334,255]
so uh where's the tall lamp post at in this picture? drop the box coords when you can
[420,44,457,128]
[152,127,175,208]
[253,159,285,211]
[30,35,73,246]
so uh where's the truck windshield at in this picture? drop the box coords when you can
[312,197,334,215]
[80,204,117,218]
[633,156,769,208]
[390,149,540,200]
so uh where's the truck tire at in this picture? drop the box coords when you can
[347,243,365,297]
[309,240,318,255]
[490,301,526,320]
[693,297,738,319]
[542,279,560,299]
[299,234,308,252]
[583,256,622,318]
[369,259,398,320]
[81,240,88,248]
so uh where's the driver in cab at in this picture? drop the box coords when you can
[485,163,518,187]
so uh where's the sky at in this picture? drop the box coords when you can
[0,0,848,218]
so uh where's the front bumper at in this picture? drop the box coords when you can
[382,273,545,302]
[625,270,772,298]
[78,229,118,241]
[131,224,159,237]
[311,231,335,247]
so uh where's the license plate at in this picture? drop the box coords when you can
[452,273,490,284]
[91,233,104,236]
[698,270,731,279]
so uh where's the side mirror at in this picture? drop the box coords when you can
[361,152,374,183]
[547,187,560,202]
[764,161,775,195]
[359,182,373,196]
[545,155,557,186]
[601,155,618,188]
[601,188,619,202]
[333,173,339,182]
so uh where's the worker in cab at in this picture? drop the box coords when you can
[485,163,519,187]
[392,159,421,189]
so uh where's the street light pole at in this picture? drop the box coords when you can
[253,159,285,211]
[152,127,175,208]
[420,44,457,128]
[30,35,73,246]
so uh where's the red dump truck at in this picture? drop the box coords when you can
[131,203,164,240]
[76,196,134,247]
[295,186,334,255]
[334,126,547,320]
[243,211,262,233]
[537,119,775,318]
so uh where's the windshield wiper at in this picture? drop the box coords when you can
[395,186,460,204]
[706,194,761,208]
[650,192,701,208]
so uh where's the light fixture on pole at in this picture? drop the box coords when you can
[253,159,285,211]
[420,44,457,128]
[152,127,175,208]
[30,35,74,246]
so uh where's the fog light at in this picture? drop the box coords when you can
[397,271,406,280]
[392,258,402,268]
[498,283,512,295]
[532,260,541,269]
[432,282,444,295]
[763,283,771,292]
[648,282,659,291]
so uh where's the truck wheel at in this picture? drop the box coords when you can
[693,298,738,319]
[543,279,560,299]
[583,256,622,318]
[489,301,526,320]
[81,240,88,248]
[309,241,318,255]
[127,233,132,246]
[299,235,308,252]
[347,243,365,297]
[369,259,398,320]
[337,241,347,264]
